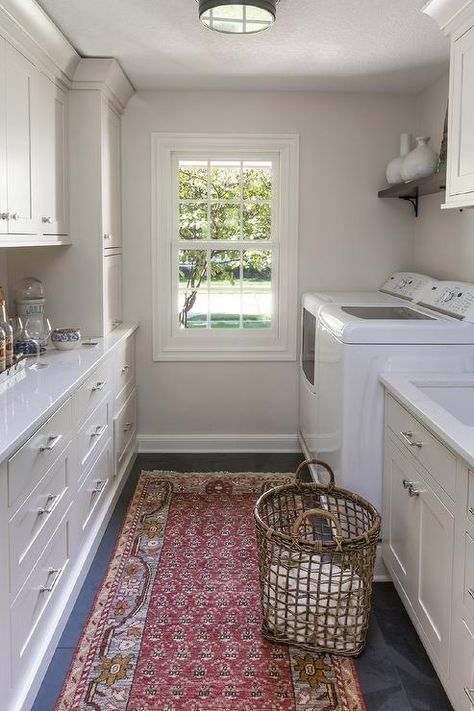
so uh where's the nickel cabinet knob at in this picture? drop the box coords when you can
[10,213,19,221]
[42,216,53,224]
[0,212,9,220]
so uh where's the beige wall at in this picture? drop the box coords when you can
[414,73,474,281]
[121,90,416,441]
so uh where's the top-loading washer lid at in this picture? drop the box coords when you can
[341,306,435,320]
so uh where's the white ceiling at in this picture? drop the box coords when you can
[37,0,449,93]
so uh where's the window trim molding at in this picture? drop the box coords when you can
[151,133,299,362]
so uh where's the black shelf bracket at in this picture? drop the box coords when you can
[399,192,419,217]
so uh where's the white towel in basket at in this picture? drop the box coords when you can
[264,554,365,649]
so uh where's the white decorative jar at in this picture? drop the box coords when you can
[386,133,411,185]
[401,136,438,182]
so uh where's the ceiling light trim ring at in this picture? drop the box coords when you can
[199,0,277,34]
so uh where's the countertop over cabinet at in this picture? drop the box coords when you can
[380,372,474,468]
[0,323,138,462]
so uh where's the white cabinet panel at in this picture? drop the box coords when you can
[4,43,38,234]
[452,618,474,711]
[102,104,121,250]
[416,483,454,672]
[382,436,418,598]
[104,252,123,333]
[0,38,7,228]
[449,24,474,202]
[37,73,68,235]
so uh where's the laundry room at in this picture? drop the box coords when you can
[0,2,473,710]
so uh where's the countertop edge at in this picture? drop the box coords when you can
[380,373,474,469]
[0,323,139,463]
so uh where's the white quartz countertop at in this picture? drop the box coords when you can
[381,371,474,468]
[0,324,138,462]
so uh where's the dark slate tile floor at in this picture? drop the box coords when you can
[32,453,453,711]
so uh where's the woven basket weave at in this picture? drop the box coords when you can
[254,459,381,656]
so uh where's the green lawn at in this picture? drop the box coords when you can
[186,313,271,329]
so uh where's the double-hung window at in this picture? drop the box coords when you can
[152,134,299,361]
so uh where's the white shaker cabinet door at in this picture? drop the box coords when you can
[448,23,474,204]
[0,38,7,232]
[104,253,123,333]
[414,481,455,675]
[102,104,122,250]
[382,436,419,602]
[37,73,68,236]
[4,43,39,234]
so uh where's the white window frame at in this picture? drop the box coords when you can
[151,133,299,361]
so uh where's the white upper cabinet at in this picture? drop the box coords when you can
[449,23,474,203]
[3,43,39,234]
[102,103,121,250]
[424,0,474,209]
[0,37,7,227]
[37,72,68,235]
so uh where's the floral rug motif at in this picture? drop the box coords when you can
[55,472,366,711]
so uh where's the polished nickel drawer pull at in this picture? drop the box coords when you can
[91,480,106,495]
[37,493,61,516]
[91,381,106,392]
[403,479,413,489]
[39,434,63,452]
[468,589,474,601]
[469,507,474,517]
[408,485,420,497]
[39,567,62,593]
[121,365,130,375]
[464,687,474,705]
[91,424,107,438]
[400,431,423,448]
[123,422,133,432]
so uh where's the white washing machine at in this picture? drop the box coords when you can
[299,272,437,462]
[299,280,474,513]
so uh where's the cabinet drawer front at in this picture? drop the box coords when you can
[76,440,112,536]
[114,388,136,468]
[8,398,72,510]
[74,359,111,424]
[9,444,70,597]
[453,618,474,711]
[465,533,474,622]
[386,395,456,500]
[77,397,110,475]
[10,512,70,685]
[468,471,474,524]
[115,336,135,406]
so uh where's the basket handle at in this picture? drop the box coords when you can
[291,508,343,551]
[295,459,336,489]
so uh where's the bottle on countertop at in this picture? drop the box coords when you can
[0,324,5,373]
[0,296,13,368]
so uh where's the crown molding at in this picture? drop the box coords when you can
[0,0,79,85]
[72,58,135,113]
[423,0,474,33]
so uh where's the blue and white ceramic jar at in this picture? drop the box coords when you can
[51,328,82,351]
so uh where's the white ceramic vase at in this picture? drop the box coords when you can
[386,133,411,185]
[401,136,438,182]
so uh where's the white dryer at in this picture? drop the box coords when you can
[299,280,474,513]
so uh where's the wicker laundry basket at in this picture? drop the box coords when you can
[254,459,381,656]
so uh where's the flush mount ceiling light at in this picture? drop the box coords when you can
[199,0,276,34]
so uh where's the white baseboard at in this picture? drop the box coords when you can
[137,434,301,453]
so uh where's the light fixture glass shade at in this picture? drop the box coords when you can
[199,1,276,34]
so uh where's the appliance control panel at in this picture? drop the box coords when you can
[380,272,437,301]
[418,281,474,320]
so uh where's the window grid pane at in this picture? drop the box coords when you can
[176,158,274,331]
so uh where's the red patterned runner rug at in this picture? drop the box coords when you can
[56,472,366,711]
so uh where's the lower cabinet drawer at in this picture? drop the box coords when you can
[453,618,474,711]
[76,439,113,538]
[8,397,72,510]
[10,510,71,685]
[464,532,474,622]
[468,471,474,524]
[77,397,110,477]
[114,388,136,472]
[9,444,71,597]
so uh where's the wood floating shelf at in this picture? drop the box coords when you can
[378,170,446,217]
